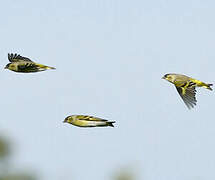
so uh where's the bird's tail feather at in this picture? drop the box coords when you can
[206,83,213,91]
[107,121,115,127]
[46,66,56,70]
[36,63,56,70]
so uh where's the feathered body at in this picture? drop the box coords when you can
[162,73,213,109]
[63,115,115,128]
[5,53,55,73]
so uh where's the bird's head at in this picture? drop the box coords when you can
[4,63,17,71]
[162,74,174,83]
[63,116,72,123]
[4,63,11,69]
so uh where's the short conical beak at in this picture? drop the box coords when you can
[162,76,165,79]
[4,66,7,69]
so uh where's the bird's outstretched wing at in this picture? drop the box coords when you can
[77,115,108,122]
[8,53,33,62]
[175,83,197,109]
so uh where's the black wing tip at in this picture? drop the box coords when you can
[7,53,32,62]
[184,96,197,109]
[185,102,196,110]
[8,53,18,56]
[175,86,197,110]
[8,53,19,61]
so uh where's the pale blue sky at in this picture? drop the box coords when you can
[0,0,215,179]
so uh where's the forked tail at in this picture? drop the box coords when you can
[206,83,213,91]
[107,121,116,127]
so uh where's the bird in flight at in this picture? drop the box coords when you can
[162,73,213,109]
[5,53,55,73]
[63,115,116,128]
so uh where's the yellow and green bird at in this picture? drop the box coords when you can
[162,73,213,109]
[63,115,115,128]
[5,53,55,73]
